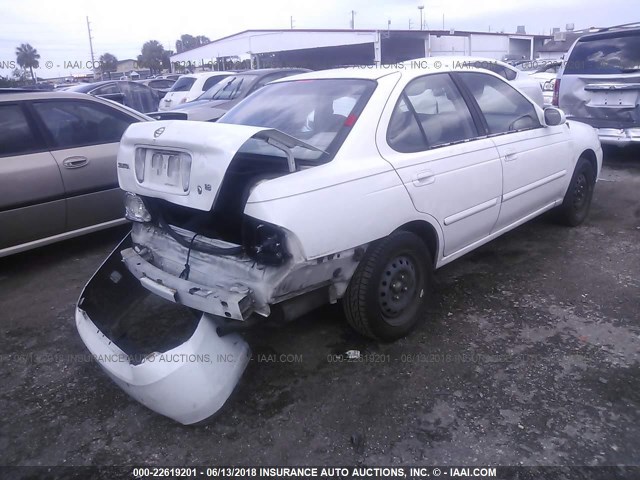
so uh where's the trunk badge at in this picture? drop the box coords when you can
[154,127,166,138]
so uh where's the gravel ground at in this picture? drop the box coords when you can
[0,148,638,469]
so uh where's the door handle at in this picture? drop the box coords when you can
[62,156,89,169]
[503,151,519,162]
[413,170,435,186]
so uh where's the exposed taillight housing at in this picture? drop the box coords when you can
[552,78,561,107]
[242,217,289,266]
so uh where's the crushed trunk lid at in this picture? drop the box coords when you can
[117,120,323,212]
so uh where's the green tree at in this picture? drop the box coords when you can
[99,53,118,73]
[137,40,165,75]
[15,43,40,84]
[161,50,174,71]
[176,34,210,53]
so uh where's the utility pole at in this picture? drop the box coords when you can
[290,16,294,29]
[86,16,96,80]
[350,10,356,29]
[418,6,424,30]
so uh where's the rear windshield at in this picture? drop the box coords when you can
[199,75,258,101]
[169,77,196,92]
[219,79,376,162]
[565,32,640,74]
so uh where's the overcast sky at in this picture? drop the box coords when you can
[0,0,637,77]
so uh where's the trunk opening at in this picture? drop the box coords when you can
[142,152,291,245]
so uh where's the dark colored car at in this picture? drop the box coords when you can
[135,78,177,100]
[67,80,160,113]
[150,68,310,121]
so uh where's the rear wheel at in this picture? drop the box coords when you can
[343,231,432,341]
[557,157,595,227]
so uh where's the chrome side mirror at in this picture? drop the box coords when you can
[544,107,566,126]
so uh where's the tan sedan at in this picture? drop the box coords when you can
[0,91,150,257]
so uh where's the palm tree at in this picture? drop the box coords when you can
[15,43,40,84]
[99,53,118,79]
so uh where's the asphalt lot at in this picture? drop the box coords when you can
[0,147,638,468]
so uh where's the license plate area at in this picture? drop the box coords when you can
[588,90,637,108]
[135,147,192,194]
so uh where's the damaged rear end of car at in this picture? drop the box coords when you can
[558,27,640,145]
[75,116,369,424]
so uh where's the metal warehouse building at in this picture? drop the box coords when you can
[170,28,551,70]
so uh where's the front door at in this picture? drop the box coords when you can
[455,71,572,231]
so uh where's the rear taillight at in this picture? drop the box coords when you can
[552,78,561,106]
[134,149,145,182]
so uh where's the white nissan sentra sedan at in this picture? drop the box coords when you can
[76,61,602,424]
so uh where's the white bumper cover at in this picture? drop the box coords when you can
[76,308,250,425]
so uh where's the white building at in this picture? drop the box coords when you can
[170,28,550,70]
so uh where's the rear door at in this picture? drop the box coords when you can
[560,30,640,129]
[29,99,140,231]
[91,82,125,105]
[0,102,65,251]
[377,73,503,257]
[456,71,572,231]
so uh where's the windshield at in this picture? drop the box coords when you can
[565,31,640,74]
[198,75,258,101]
[169,77,196,92]
[219,79,376,161]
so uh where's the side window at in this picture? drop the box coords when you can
[150,79,174,89]
[502,66,517,81]
[0,104,41,157]
[249,73,289,93]
[471,61,516,81]
[458,72,540,135]
[91,83,120,95]
[32,101,137,149]
[387,73,478,152]
[202,76,226,91]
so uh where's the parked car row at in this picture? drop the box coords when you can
[152,68,310,121]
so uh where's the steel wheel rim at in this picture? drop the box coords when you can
[573,172,589,210]
[378,254,421,324]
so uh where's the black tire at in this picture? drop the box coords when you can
[557,157,595,227]
[343,231,432,341]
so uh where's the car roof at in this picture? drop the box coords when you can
[0,91,108,101]
[67,80,134,92]
[271,57,514,82]
[0,87,45,94]
[181,71,233,79]
[577,25,640,41]
[0,90,152,118]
